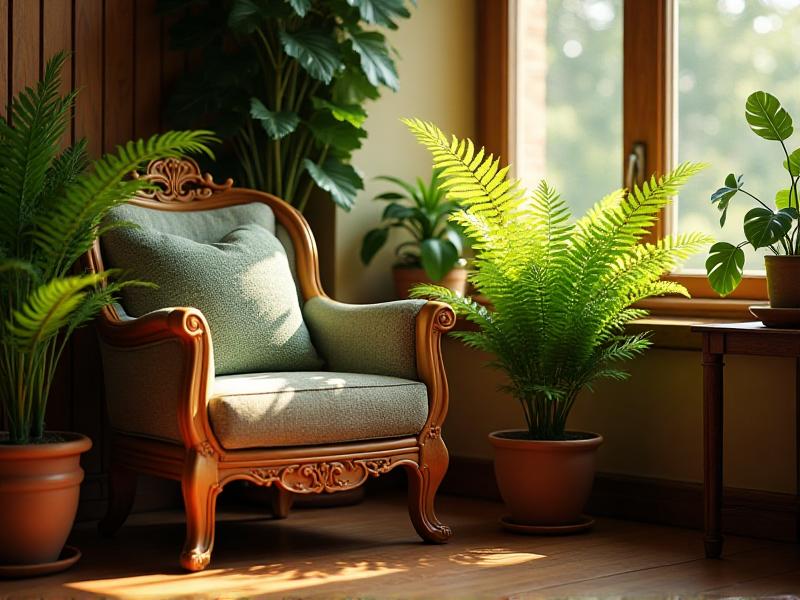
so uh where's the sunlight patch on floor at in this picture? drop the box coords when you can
[65,561,406,598]
[448,547,546,567]
[62,548,545,598]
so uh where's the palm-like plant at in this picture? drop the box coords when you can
[405,119,712,440]
[0,52,215,445]
[360,169,467,281]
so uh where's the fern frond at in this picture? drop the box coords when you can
[0,52,73,251]
[6,273,103,350]
[404,118,708,440]
[33,130,217,277]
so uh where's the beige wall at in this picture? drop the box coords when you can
[335,0,477,303]
[332,0,796,496]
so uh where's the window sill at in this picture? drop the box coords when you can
[634,296,763,320]
[452,295,760,351]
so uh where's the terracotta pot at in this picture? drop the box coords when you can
[0,432,91,565]
[488,430,602,525]
[765,255,800,308]
[392,266,468,300]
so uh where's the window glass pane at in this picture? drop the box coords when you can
[514,0,622,216]
[675,0,800,273]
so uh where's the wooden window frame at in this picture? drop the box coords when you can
[477,0,766,318]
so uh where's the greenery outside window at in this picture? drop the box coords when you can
[490,0,800,313]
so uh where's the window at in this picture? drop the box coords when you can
[674,0,800,274]
[484,0,800,308]
[513,0,622,216]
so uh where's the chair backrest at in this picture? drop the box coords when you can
[85,158,326,324]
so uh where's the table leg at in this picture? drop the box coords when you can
[703,350,724,558]
[796,358,800,544]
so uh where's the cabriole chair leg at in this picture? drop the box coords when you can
[179,449,221,572]
[404,436,453,543]
[271,487,294,519]
[98,464,138,537]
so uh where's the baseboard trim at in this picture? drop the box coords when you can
[441,456,799,542]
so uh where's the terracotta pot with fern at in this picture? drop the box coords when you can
[0,52,213,573]
[406,119,710,533]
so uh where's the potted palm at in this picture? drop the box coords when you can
[405,118,711,532]
[0,52,213,573]
[361,169,468,298]
[706,92,800,322]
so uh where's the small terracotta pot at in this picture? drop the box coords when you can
[392,266,468,299]
[489,430,603,525]
[0,432,91,565]
[765,255,800,308]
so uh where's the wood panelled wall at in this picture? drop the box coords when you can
[1,0,186,517]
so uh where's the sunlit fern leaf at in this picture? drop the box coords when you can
[6,273,103,350]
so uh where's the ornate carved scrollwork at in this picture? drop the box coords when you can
[196,441,216,459]
[249,458,395,494]
[426,426,442,440]
[435,306,456,331]
[133,158,232,203]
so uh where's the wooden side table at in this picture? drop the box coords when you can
[691,321,800,558]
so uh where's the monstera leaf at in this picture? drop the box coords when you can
[743,207,793,249]
[286,0,311,16]
[783,148,800,176]
[347,0,411,28]
[279,29,343,84]
[304,158,363,210]
[710,173,743,226]
[349,30,399,91]
[706,242,745,297]
[746,91,793,141]
[250,99,299,139]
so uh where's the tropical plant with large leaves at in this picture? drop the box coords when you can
[0,52,215,444]
[405,118,711,440]
[706,91,800,296]
[360,169,467,281]
[161,0,413,212]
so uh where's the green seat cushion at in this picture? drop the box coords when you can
[102,214,323,375]
[208,371,429,449]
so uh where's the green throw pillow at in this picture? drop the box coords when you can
[102,222,323,375]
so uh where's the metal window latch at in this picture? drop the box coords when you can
[625,142,647,190]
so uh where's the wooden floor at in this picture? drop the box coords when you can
[2,492,800,599]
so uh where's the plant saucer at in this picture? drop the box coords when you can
[749,305,800,328]
[500,515,594,535]
[0,546,81,579]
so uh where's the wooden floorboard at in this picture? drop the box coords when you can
[0,493,798,599]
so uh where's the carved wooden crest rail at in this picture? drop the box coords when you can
[133,158,233,203]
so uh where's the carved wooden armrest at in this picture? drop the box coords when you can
[96,306,216,451]
[414,302,456,432]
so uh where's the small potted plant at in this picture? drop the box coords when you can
[405,118,710,532]
[360,169,468,298]
[0,52,213,574]
[706,91,800,319]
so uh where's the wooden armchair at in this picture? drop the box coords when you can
[85,158,455,571]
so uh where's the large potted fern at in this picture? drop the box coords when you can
[405,119,711,532]
[0,52,213,572]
